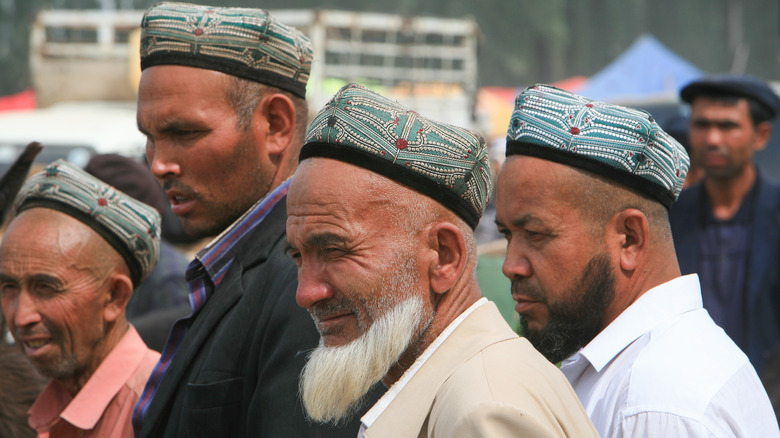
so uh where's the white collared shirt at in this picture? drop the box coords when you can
[561,274,779,437]
[358,298,488,437]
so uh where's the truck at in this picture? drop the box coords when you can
[0,8,481,172]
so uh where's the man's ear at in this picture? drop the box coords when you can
[610,208,650,273]
[426,222,468,295]
[753,120,772,152]
[254,93,296,157]
[102,273,133,323]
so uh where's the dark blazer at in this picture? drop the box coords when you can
[136,199,375,437]
[669,174,780,373]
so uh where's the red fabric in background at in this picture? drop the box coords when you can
[0,89,36,112]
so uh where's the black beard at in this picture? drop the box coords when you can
[517,252,615,364]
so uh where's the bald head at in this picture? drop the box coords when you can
[3,209,130,281]
[0,208,134,394]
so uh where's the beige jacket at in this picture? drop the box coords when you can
[363,302,598,438]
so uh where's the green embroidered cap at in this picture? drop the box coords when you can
[301,83,492,229]
[140,2,313,98]
[506,84,690,209]
[14,159,161,288]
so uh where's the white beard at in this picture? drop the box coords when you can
[299,295,427,424]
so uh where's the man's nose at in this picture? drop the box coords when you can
[702,126,725,148]
[502,244,533,281]
[147,142,181,180]
[295,264,335,310]
[12,291,42,329]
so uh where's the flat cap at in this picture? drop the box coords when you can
[14,160,161,287]
[506,84,689,209]
[140,2,313,98]
[301,83,492,229]
[680,74,779,120]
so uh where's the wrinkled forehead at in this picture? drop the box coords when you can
[290,158,411,210]
[287,159,416,236]
[497,156,583,196]
[5,208,87,239]
[1,208,105,260]
[495,156,593,221]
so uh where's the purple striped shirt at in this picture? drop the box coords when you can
[132,179,291,433]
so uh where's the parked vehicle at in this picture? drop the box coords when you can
[0,101,145,174]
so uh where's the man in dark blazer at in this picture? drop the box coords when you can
[670,75,780,374]
[131,3,377,436]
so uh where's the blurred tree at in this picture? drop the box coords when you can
[0,0,43,96]
[1,0,778,96]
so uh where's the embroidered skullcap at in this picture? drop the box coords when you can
[84,154,167,215]
[506,84,689,209]
[140,2,313,98]
[14,159,161,287]
[680,74,780,120]
[301,83,492,229]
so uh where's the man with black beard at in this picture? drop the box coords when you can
[287,83,598,437]
[495,84,779,437]
[519,254,614,365]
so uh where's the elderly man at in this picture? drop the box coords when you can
[496,84,779,437]
[132,3,373,437]
[670,75,780,374]
[286,83,598,437]
[0,159,162,437]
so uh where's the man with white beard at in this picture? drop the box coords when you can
[286,83,598,438]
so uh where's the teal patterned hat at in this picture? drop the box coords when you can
[140,2,313,98]
[506,84,689,209]
[14,160,161,287]
[301,83,492,229]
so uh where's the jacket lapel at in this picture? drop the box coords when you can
[745,177,780,311]
[364,302,516,438]
[141,200,289,432]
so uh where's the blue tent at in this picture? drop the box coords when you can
[578,34,704,103]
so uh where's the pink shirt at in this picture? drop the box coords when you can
[28,326,160,438]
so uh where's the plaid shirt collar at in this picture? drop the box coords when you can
[188,178,291,289]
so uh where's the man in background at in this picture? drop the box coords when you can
[0,159,161,437]
[670,75,780,373]
[132,3,376,436]
[496,84,778,436]
[663,113,704,188]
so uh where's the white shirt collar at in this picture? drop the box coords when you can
[563,274,702,372]
[358,297,489,435]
